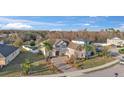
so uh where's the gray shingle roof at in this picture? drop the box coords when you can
[0,44,18,57]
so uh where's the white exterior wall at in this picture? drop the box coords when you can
[94,43,110,46]
[65,48,75,58]
[107,38,124,46]
[5,48,20,65]
[65,48,84,58]
[72,40,85,45]
[22,46,39,53]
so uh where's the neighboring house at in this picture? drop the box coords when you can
[0,44,20,68]
[65,42,85,58]
[94,43,109,46]
[0,40,4,44]
[72,39,92,45]
[52,39,69,56]
[0,34,7,38]
[71,39,85,45]
[107,37,124,46]
[22,45,39,53]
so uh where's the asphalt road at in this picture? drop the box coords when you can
[80,64,124,77]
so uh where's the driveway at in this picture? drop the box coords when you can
[51,56,77,72]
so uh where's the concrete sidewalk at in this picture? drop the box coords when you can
[51,56,77,73]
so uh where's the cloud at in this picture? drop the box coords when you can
[0,17,29,23]
[0,17,65,27]
[50,28,63,31]
[3,23,32,29]
[89,16,97,18]
[83,23,90,26]
[0,24,2,28]
[119,24,124,28]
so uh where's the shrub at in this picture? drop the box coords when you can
[30,40,35,46]
[21,59,32,75]
[119,49,124,54]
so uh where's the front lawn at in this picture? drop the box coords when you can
[0,51,60,76]
[74,56,115,69]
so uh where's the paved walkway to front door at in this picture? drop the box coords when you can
[51,56,77,73]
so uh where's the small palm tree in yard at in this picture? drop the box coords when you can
[66,55,76,64]
[49,63,56,73]
[21,59,32,75]
[43,41,53,61]
[99,46,109,57]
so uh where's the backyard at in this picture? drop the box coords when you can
[0,51,60,76]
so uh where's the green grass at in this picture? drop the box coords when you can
[74,56,115,69]
[0,51,59,76]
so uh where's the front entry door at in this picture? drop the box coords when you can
[56,51,59,56]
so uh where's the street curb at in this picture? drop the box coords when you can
[41,59,119,77]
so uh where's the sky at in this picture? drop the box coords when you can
[0,16,124,31]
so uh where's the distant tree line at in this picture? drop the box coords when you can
[48,28,124,42]
[0,28,124,43]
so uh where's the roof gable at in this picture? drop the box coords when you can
[68,42,84,51]
[0,44,18,57]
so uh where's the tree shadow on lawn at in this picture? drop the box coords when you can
[30,65,52,75]
[0,70,21,77]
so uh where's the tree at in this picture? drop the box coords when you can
[84,43,96,59]
[98,46,108,57]
[66,55,76,64]
[102,47,109,57]
[30,40,35,46]
[21,59,32,75]
[43,41,53,61]
[13,37,23,47]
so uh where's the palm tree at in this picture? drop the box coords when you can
[21,59,32,75]
[101,46,109,57]
[84,43,96,59]
[43,41,53,61]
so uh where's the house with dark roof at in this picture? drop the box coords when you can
[0,44,20,68]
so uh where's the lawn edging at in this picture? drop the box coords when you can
[42,59,119,77]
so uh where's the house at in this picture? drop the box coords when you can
[94,43,109,46]
[0,40,4,44]
[72,39,85,45]
[107,37,124,46]
[52,39,92,59]
[72,39,92,45]
[0,44,20,68]
[52,39,69,56]
[0,34,7,38]
[65,42,85,58]
[22,45,39,54]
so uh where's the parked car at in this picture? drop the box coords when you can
[120,56,124,64]
[108,52,119,57]
[120,59,124,64]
